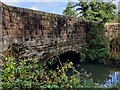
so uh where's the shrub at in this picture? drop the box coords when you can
[1,55,98,89]
[86,22,110,63]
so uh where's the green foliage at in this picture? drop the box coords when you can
[114,12,120,23]
[0,76,2,90]
[1,43,120,89]
[112,83,120,88]
[86,22,110,63]
[109,54,120,66]
[74,1,116,23]
[63,2,78,17]
[118,12,120,23]
[79,45,87,63]
[2,43,27,60]
[63,1,118,65]
[1,50,97,89]
[63,1,117,23]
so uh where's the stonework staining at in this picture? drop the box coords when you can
[0,2,88,60]
[105,23,120,40]
[105,23,120,55]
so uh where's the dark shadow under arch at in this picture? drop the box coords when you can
[58,51,80,64]
[47,51,80,70]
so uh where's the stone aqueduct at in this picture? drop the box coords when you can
[0,2,120,62]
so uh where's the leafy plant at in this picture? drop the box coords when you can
[86,22,110,63]
[75,1,116,23]
[63,1,78,17]
[79,45,87,63]
[1,53,98,89]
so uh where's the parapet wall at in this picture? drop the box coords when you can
[105,23,120,54]
[1,2,87,52]
[105,23,120,40]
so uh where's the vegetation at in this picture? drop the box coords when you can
[63,1,78,18]
[1,49,98,89]
[63,1,116,23]
[114,12,120,23]
[0,1,120,89]
[86,22,110,63]
[1,43,120,89]
[118,12,120,23]
[64,1,120,65]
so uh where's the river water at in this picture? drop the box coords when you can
[75,63,120,87]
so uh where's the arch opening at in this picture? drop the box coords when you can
[58,51,80,64]
[47,51,80,70]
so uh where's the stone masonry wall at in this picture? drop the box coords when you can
[105,23,120,54]
[105,23,120,40]
[1,2,88,61]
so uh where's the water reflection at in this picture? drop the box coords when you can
[103,71,120,86]
[77,63,120,86]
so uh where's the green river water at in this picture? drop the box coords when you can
[75,63,120,87]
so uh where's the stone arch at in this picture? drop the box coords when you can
[46,47,81,64]
[46,49,80,70]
